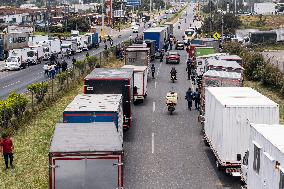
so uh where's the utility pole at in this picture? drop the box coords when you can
[101,0,105,39]
[234,0,237,15]
[119,2,123,32]
[46,0,51,36]
[221,11,224,42]
[150,0,152,13]
[209,0,212,37]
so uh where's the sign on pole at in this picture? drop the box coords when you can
[213,32,221,40]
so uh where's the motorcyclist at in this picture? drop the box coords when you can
[170,67,177,80]
[151,64,156,79]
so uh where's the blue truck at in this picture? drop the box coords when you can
[0,39,4,60]
[63,94,123,142]
[91,32,99,48]
[144,28,165,50]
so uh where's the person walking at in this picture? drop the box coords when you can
[186,59,192,80]
[50,64,56,79]
[185,88,194,111]
[62,60,68,72]
[43,63,49,76]
[0,133,14,170]
[151,64,156,79]
[194,88,200,110]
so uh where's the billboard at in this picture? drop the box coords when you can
[126,0,140,7]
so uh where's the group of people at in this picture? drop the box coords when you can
[185,87,200,111]
[43,59,68,79]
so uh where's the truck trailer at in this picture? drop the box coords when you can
[49,123,123,189]
[125,47,150,67]
[84,68,134,130]
[63,94,123,143]
[204,87,279,176]
[144,28,165,50]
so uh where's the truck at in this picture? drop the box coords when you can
[28,35,48,46]
[218,54,243,66]
[38,39,61,60]
[90,32,99,48]
[241,124,284,189]
[205,59,244,73]
[204,87,279,176]
[49,123,123,189]
[132,40,156,60]
[5,48,28,70]
[122,65,148,103]
[244,31,277,45]
[26,45,44,65]
[63,94,123,143]
[164,22,174,35]
[199,70,243,123]
[0,32,29,60]
[84,68,134,130]
[125,47,150,67]
[144,28,165,50]
[61,40,77,56]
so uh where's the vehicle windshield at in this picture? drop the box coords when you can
[43,47,49,53]
[61,45,70,49]
[27,51,35,57]
[7,57,18,62]
[185,30,194,36]
[168,52,178,55]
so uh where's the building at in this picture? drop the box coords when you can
[254,3,276,15]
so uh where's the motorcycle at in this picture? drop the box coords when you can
[166,91,178,115]
[171,74,177,83]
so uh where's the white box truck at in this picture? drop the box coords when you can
[39,39,61,60]
[61,40,77,56]
[122,65,148,103]
[204,87,279,176]
[241,124,284,189]
[26,45,44,65]
[5,48,28,70]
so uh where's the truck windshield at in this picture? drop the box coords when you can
[7,57,18,62]
[43,47,49,53]
[184,30,194,37]
[27,51,35,57]
[61,45,70,49]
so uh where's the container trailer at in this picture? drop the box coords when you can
[125,47,150,67]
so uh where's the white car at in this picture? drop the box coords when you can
[132,25,139,33]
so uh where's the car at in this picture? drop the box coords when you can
[165,51,180,64]
[163,15,167,19]
[132,25,139,33]
[175,41,185,50]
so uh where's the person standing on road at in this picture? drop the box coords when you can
[194,88,200,110]
[43,63,49,76]
[151,64,156,79]
[185,88,194,111]
[50,64,56,79]
[0,133,14,170]
[186,59,192,80]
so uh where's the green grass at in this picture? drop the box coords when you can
[0,84,83,189]
[244,80,284,124]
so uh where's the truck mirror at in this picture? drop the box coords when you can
[237,154,241,161]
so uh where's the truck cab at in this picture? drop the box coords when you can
[6,49,28,70]
[27,45,43,65]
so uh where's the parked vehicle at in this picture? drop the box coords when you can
[244,31,277,45]
[164,22,174,35]
[166,51,180,64]
[122,65,148,103]
[204,87,279,176]
[89,32,99,48]
[61,40,77,56]
[84,68,134,130]
[144,28,165,50]
[175,41,185,50]
[205,59,244,73]
[26,45,44,65]
[195,46,215,57]
[28,35,48,46]
[49,123,123,189]
[241,124,284,189]
[132,25,139,33]
[218,55,243,66]
[125,47,150,67]
[5,48,28,70]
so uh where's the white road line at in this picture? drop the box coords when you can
[152,102,156,112]
[152,133,155,154]
[154,81,157,89]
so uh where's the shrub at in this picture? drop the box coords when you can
[6,92,28,119]
[73,60,86,75]
[27,82,49,103]
[86,56,98,70]
[0,100,13,128]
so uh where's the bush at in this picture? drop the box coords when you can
[57,71,69,88]
[73,60,86,75]
[27,82,49,103]
[85,56,98,70]
[6,92,28,119]
[0,100,13,128]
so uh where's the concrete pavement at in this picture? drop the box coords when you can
[123,4,241,188]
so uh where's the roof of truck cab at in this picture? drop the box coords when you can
[206,87,278,107]
[50,123,123,153]
[252,124,284,153]
[125,47,150,51]
[144,28,165,33]
[203,70,242,79]
[206,59,244,70]
[64,94,122,112]
[85,68,133,79]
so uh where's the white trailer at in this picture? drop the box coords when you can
[28,35,49,46]
[242,124,284,189]
[254,3,276,15]
[204,87,279,176]
[5,48,28,70]
[122,65,148,103]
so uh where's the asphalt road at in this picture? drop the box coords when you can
[123,4,241,189]
[0,12,170,99]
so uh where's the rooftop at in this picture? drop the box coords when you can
[85,68,133,80]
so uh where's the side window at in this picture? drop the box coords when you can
[253,145,260,174]
[279,170,284,189]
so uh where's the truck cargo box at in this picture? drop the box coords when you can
[125,47,150,67]
[245,124,284,189]
[122,65,148,103]
[84,68,134,129]
[204,87,279,175]
[144,28,165,50]
[206,59,244,73]
[49,123,123,189]
[63,94,123,142]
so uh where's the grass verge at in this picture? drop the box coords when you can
[0,84,83,189]
[244,80,284,123]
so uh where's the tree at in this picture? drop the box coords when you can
[202,0,216,14]
[67,16,91,32]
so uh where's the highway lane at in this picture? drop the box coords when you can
[0,12,172,99]
[123,4,241,188]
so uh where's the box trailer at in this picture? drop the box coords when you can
[164,22,173,35]
[204,87,279,176]
[49,123,123,189]
[63,94,123,143]
[199,70,243,123]
[205,59,244,73]
[144,28,165,50]
[218,55,243,66]
[125,47,150,67]
[122,65,148,103]
[241,124,284,189]
[84,68,134,129]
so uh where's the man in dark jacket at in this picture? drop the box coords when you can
[62,60,68,72]
[186,59,192,80]
[193,88,200,110]
[0,133,14,170]
[185,88,194,110]
[151,64,156,79]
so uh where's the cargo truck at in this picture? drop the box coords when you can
[125,47,150,67]
[132,40,156,60]
[122,65,148,103]
[63,94,123,143]
[84,68,134,130]
[0,32,29,60]
[244,31,277,45]
[241,124,284,189]
[49,123,123,189]
[144,28,165,50]
[26,45,44,65]
[61,40,77,56]
[5,48,28,70]
[205,59,244,73]
[204,87,279,176]
[164,22,174,35]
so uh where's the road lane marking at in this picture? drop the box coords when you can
[152,133,155,154]
[153,102,156,112]
[154,81,157,89]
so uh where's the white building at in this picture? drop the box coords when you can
[0,13,29,24]
[254,3,276,15]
